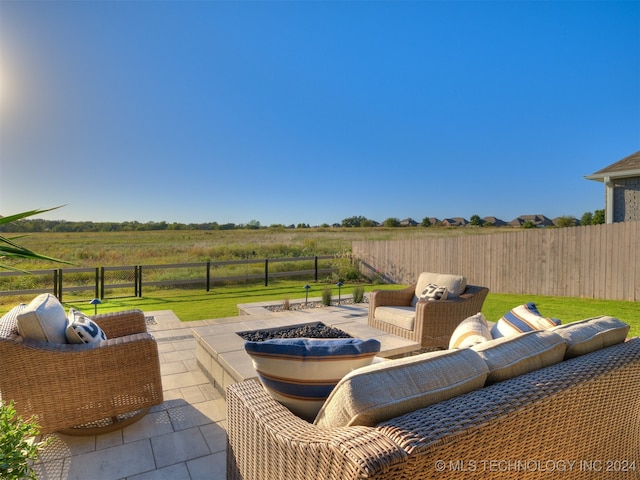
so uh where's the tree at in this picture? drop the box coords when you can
[593,209,605,224]
[580,211,593,226]
[555,216,576,228]
[469,214,482,226]
[420,217,432,227]
[341,216,368,227]
[382,217,401,227]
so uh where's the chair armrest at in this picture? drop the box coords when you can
[369,285,415,310]
[91,309,147,338]
[226,380,407,480]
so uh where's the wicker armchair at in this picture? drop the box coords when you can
[369,279,489,349]
[0,309,163,435]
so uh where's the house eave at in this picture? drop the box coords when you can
[585,169,640,182]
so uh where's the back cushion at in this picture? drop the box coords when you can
[412,272,467,306]
[245,338,381,422]
[314,348,488,428]
[16,293,68,343]
[551,316,629,359]
[472,330,567,384]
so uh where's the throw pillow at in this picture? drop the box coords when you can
[449,312,492,349]
[418,283,448,301]
[491,302,561,338]
[245,337,381,422]
[0,303,27,338]
[16,293,68,343]
[65,308,108,344]
[472,330,567,384]
[314,348,488,428]
[551,316,629,359]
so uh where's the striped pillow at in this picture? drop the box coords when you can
[492,302,561,338]
[449,313,492,349]
[245,338,381,421]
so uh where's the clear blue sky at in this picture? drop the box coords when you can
[1,1,638,226]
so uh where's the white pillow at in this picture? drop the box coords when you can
[16,293,68,343]
[449,312,492,349]
[66,308,107,344]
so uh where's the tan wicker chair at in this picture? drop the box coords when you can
[369,282,489,349]
[0,309,163,435]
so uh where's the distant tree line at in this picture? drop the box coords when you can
[0,210,605,233]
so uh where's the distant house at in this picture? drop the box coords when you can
[482,216,507,227]
[442,217,468,227]
[509,214,553,227]
[585,150,640,223]
[400,218,418,227]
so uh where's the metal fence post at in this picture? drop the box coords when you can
[100,266,105,300]
[314,256,318,282]
[206,261,211,292]
[138,266,143,297]
[58,269,63,302]
[95,267,99,299]
[264,259,269,286]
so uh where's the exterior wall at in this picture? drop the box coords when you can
[353,221,640,301]
[613,177,640,222]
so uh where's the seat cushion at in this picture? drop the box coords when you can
[551,316,629,359]
[66,308,107,344]
[16,293,68,343]
[412,272,467,306]
[491,302,561,338]
[314,348,488,428]
[472,330,567,384]
[0,303,27,338]
[245,337,381,422]
[373,306,415,331]
[449,312,492,349]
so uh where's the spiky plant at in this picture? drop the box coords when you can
[0,207,72,272]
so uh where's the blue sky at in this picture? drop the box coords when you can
[1,1,638,226]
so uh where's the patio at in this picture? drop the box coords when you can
[32,301,385,480]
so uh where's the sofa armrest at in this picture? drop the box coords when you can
[227,380,408,480]
[91,309,147,338]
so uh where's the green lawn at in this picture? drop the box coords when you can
[22,280,635,338]
[0,280,640,336]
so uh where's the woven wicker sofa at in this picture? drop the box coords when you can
[227,318,639,480]
[0,308,163,435]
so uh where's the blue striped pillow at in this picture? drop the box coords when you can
[245,338,381,421]
[492,302,561,338]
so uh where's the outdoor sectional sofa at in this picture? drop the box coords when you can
[227,315,639,479]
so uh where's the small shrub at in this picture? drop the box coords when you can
[352,285,365,303]
[0,401,47,480]
[283,296,290,310]
[322,287,332,306]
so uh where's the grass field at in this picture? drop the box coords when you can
[1,228,637,336]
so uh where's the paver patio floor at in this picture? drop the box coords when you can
[33,310,228,480]
[33,302,375,479]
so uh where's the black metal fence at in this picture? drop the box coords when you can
[0,255,337,302]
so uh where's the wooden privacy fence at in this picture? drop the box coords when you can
[353,221,640,301]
